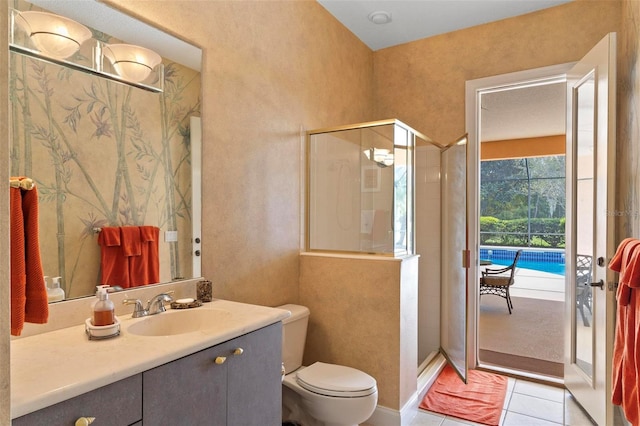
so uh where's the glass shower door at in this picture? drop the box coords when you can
[440,136,469,381]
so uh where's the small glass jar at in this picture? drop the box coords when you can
[197,280,213,302]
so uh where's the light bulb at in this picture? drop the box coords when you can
[103,44,162,83]
[15,11,92,59]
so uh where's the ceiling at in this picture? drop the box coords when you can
[318,0,571,142]
[317,0,572,51]
[480,82,566,142]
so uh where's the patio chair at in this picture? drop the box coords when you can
[576,254,593,327]
[480,249,523,314]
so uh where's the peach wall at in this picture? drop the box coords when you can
[373,1,621,145]
[299,254,418,410]
[617,0,640,239]
[481,135,566,160]
[104,0,374,306]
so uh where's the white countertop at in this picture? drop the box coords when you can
[11,299,290,418]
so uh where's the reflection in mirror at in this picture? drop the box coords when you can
[573,72,595,379]
[9,0,202,301]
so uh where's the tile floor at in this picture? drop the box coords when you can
[412,377,595,426]
[409,266,599,425]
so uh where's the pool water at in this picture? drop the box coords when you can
[480,248,566,276]
[488,258,565,275]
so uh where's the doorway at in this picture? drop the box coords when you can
[479,84,567,378]
[465,63,574,380]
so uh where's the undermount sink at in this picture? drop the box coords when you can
[127,308,232,337]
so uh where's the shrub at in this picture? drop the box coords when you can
[480,216,565,248]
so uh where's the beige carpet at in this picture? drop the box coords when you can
[479,295,564,377]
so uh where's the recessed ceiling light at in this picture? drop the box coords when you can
[368,11,392,25]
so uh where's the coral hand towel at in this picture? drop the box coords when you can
[10,178,48,336]
[98,226,130,288]
[120,226,142,256]
[129,226,159,287]
[610,238,640,425]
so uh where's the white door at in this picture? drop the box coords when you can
[564,33,616,426]
[440,136,469,382]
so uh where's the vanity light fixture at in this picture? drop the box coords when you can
[10,8,164,93]
[103,44,162,83]
[364,147,394,168]
[14,10,92,59]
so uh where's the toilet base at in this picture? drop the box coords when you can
[283,384,323,426]
[282,377,370,426]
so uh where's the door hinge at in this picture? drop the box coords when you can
[462,250,470,268]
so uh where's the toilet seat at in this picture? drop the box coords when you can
[296,362,377,398]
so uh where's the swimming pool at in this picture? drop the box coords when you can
[480,247,565,276]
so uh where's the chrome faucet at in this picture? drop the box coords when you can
[123,298,148,318]
[146,292,174,315]
[123,291,174,318]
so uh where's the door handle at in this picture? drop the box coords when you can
[590,280,604,289]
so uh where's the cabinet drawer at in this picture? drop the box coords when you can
[13,374,142,426]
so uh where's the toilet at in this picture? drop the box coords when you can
[279,304,378,426]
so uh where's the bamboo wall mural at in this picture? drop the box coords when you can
[9,25,201,300]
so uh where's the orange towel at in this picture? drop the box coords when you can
[610,238,640,425]
[98,226,160,288]
[120,226,142,257]
[10,178,48,336]
[98,226,130,288]
[129,226,160,287]
[610,239,640,306]
[420,364,507,425]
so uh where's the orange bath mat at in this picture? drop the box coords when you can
[419,365,508,426]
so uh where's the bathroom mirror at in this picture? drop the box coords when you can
[9,0,202,301]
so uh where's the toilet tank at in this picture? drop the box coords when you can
[278,304,310,374]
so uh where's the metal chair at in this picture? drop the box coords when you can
[576,254,593,327]
[480,249,523,314]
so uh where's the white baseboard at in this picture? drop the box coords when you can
[365,353,447,426]
[418,353,447,399]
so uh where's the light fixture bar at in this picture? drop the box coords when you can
[9,43,164,93]
[9,9,164,93]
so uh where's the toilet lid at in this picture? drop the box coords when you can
[296,362,377,398]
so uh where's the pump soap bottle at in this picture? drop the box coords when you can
[93,286,115,326]
[47,276,65,302]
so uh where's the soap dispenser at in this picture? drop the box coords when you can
[93,285,115,326]
[46,276,65,303]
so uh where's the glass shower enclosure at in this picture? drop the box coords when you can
[307,119,430,257]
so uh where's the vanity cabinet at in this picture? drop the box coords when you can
[13,374,142,426]
[143,322,282,426]
[14,323,282,426]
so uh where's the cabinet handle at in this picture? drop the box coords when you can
[75,417,96,426]
[215,356,227,364]
[233,347,244,356]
